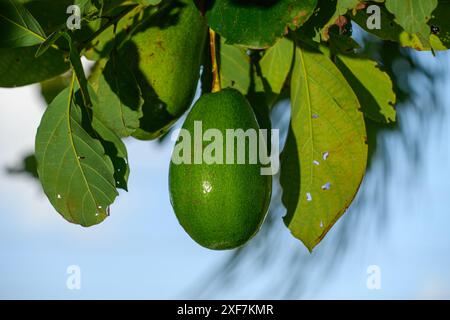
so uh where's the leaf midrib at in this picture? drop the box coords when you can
[297,47,315,193]
[66,76,98,225]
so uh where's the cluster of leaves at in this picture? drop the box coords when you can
[194,38,446,296]
[1,0,448,251]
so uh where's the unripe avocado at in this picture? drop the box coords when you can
[128,0,207,140]
[169,89,272,250]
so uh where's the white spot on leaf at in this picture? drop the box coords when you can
[322,151,329,160]
[202,181,212,194]
[306,192,312,201]
[322,182,331,190]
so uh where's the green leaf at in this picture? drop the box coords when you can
[20,0,73,33]
[335,0,361,14]
[220,40,251,94]
[82,4,143,60]
[295,0,338,43]
[87,58,107,92]
[92,116,130,191]
[259,37,294,94]
[296,0,361,43]
[64,30,131,188]
[0,0,46,48]
[327,26,360,54]
[40,73,72,104]
[217,39,276,146]
[385,0,437,47]
[95,50,144,137]
[132,0,161,5]
[352,5,401,42]
[281,43,367,251]
[0,45,69,87]
[220,37,293,96]
[335,54,396,124]
[218,40,283,115]
[385,0,437,34]
[205,0,317,48]
[75,0,102,15]
[35,76,123,226]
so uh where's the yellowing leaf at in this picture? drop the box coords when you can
[281,43,368,251]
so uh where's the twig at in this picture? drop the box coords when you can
[209,28,221,93]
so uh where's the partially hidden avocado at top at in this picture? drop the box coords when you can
[127,0,207,140]
[169,89,272,250]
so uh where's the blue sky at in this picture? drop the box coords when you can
[0,51,450,299]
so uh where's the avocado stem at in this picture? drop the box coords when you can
[209,28,221,93]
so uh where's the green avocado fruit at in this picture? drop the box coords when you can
[128,0,207,140]
[169,89,272,250]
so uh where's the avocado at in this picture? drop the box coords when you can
[129,0,207,140]
[169,89,272,250]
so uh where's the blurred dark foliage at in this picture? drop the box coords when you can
[6,153,38,179]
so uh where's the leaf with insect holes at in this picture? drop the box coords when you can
[280,42,367,251]
[57,29,131,194]
[35,78,128,226]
